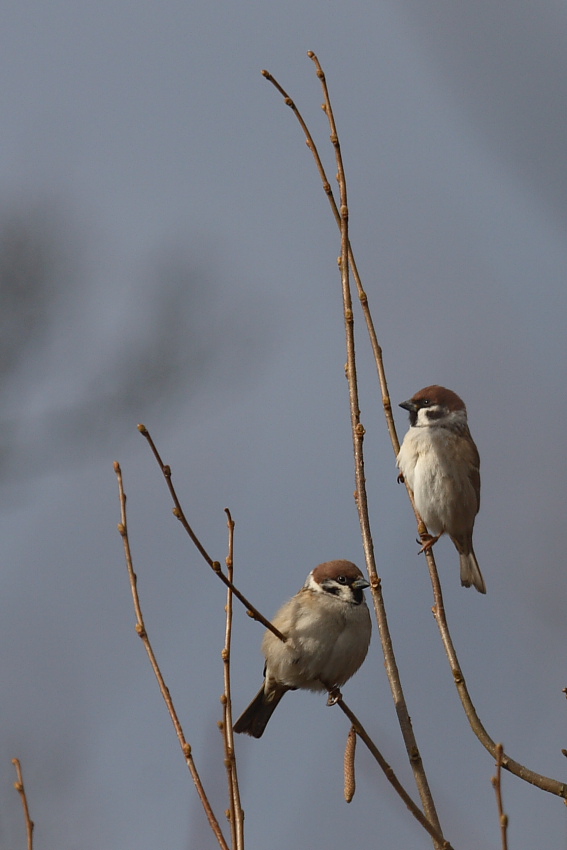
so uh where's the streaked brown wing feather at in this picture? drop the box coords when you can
[463,426,481,512]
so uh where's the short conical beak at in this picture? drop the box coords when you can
[352,577,370,590]
[399,399,417,412]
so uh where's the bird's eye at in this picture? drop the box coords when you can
[336,575,348,585]
[421,399,430,406]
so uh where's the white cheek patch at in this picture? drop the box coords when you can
[414,406,468,431]
[416,407,439,426]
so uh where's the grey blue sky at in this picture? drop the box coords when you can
[1,1,566,848]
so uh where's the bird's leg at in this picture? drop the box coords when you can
[325,685,342,706]
[318,678,342,705]
[417,532,441,554]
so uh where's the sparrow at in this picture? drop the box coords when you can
[396,385,486,593]
[234,560,372,738]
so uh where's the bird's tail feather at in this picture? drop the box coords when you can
[459,549,486,594]
[233,684,287,738]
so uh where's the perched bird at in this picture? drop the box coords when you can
[234,560,372,738]
[396,385,486,593]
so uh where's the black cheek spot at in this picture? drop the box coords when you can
[426,407,445,421]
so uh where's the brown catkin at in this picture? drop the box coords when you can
[344,726,357,802]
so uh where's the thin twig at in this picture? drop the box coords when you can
[263,59,444,844]
[263,54,567,803]
[260,68,398,453]
[492,743,509,850]
[135,426,446,842]
[137,427,445,840]
[319,51,445,842]
[428,555,567,797]
[334,697,453,849]
[12,758,34,850]
[221,508,245,850]
[114,462,230,850]
[138,424,287,643]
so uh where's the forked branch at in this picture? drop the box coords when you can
[135,431,453,846]
[264,56,445,846]
[114,462,230,850]
[220,509,245,850]
[137,424,286,644]
[263,52,567,803]
[334,698,453,850]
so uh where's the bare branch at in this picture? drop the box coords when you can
[492,743,509,850]
[315,51,445,843]
[138,424,287,643]
[429,557,567,797]
[263,53,567,804]
[12,758,34,850]
[333,697,453,849]
[220,508,245,850]
[261,66,398,453]
[114,462,230,850]
[263,59,444,844]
